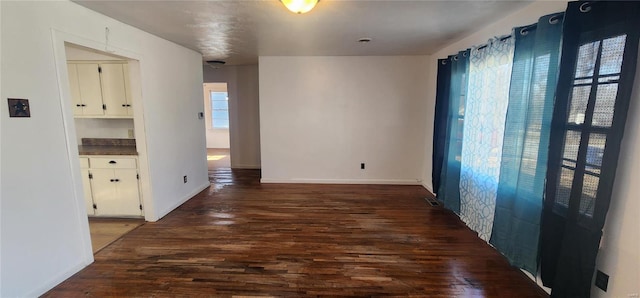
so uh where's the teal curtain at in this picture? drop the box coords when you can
[489,13,564,275]
[436,50,469,214]
[459,37,515,241]
[432,58,452,194]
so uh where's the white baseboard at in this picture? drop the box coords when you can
[260,178,421,185]
[30,260,89,297]
[521,269,551,294]
[421,182,434,194]
[155,181,210,221]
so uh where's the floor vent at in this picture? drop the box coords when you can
[424,197,440,206]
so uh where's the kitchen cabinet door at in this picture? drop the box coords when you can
[100,63,130,117]
[81,168,94,215]
[67,63,84,115]
[91,168,141,217]
[76,63,104,116]
[123,64,134,116]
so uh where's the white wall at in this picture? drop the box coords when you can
[424,1,639,297]
[259,56,429,184]
[65,43,125,60]
[204,65,261,169]
[74,118,134,143]
[0,1,209,296]
[595,51,640,298]
[203,82,230,148]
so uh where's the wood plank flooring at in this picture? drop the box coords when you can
[45,169,547,297]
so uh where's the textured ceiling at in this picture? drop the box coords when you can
[73,0,533,65]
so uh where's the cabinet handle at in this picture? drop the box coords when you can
[81,104,87,107]
[110,179,120,182]
[109,160,117,164]
[76,104,82,107]
[122,104,127,107]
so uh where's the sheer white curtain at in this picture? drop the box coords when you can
[459,36,515,241]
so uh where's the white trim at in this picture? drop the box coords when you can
[154,181,210,221]
[50,28,96,273]
[49,28,154,277]
[421,182,434,194]
[260,178,421,185]
[28,259,91,297]
[521,269,551,294]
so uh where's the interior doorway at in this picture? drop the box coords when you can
[63,42,146,254]
[203,83,231,170]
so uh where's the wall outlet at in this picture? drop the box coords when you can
[183,175,187,183]
[128,129,135,138]
[595,270,609,292]
[360,163,365,170]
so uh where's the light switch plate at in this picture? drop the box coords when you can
[8,98,30,117]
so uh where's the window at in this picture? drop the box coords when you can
[210,91,229,129]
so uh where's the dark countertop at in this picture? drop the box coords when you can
[78,145,138,156]
[78,138,137,156]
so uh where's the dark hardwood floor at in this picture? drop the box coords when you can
[45,169,547,297]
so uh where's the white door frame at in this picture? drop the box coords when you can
[50,28,155,265]
[203,82,231,150]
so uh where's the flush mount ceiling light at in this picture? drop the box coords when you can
[206,60,226,69]
[280,0,319,14]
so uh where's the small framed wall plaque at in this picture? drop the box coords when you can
[7,98,30,117]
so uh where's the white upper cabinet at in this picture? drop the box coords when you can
[123,64,134,116]
[67,63,83,115]
[68,61,132,118]
[69,63,105,116]
[100,63,131,116]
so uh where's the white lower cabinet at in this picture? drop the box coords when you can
[80,158,94,215]
[80,156,143,217]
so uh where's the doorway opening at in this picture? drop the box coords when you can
[203,83,231,170]
[64,42,146,254]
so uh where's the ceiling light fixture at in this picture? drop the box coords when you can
[206,60,226,69]
[280,0,319,14]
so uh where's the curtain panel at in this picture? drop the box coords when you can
[459,37,515,242]
[540,1,640,296]
[432,59,452,194]
[489,12,564,275]
[436,50,470,214]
